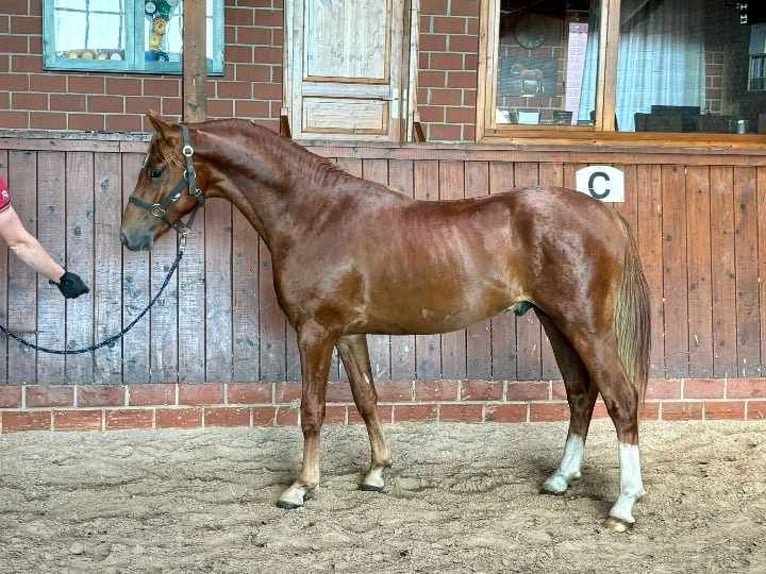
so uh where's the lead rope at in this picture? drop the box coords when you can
[0,235,186,355]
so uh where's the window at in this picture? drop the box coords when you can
[478,0,766,142]
[43,0,224,75]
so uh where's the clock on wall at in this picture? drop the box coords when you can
[514,12,552,49]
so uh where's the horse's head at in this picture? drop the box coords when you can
[121,110,205,251]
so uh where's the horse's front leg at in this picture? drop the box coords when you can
[337,334,391,491]
[277,320,336,509]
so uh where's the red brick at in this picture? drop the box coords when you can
[747,401,766,420]
[326,382,354,403]
[2,411,51,433]
[54,410,102,431]
[106,78,143,96]
[419,70,446,89]
[417,104,445,123]
[429,53,464,71]
[156,408,202,429]
[684,379,724,399]
[237,27,272,45]
[429,87,463,106]
[641,402,660,421]
[727,378,766,399]
[49,94,86,112]
[11,92,47,110]
[276,407,299,426]
[254,46,282,65]
[451,0,480,17]
[178,383,224,405]
[29,73,67,92]
[428,123,462,141]
[704,401,745,420]
[205,407,251,427]
[216,81,252,99]
[530,403,570,422]
[27,386,74,408]
[0,111,28,128]
[125,97,161,114]
[228,383,272,404]
[485,404,527,423]
[592,403,609,419]
[394,404,437,422]
[88,95,124,113]
[662,401,703,421]
[348,405,393,425]
[461,381,502,401]
[129,384,175,406]
[225,6,255,26]
[440,403,483,422]
[446,106,476,124]
[68,114,105,131]
[433,17,467,35]
[106,114,143,131]
[235,99,270,118]
[67,76,105,94]
[414,380,459,401]
[551,381,567,400]
[144,78,180,97]
[207,99,234,118]
[11,15,40,35]
[78,386,125,407]
[447,35,478,54]
[646,379,682,399]
[251,10,282,27]
[30,112,66,129]
[276,382,302,403]
[420,34,448,52]
[105,409,154,430]
[376,382,413,402]
[0,75,30,91]
[421,0,448,14]
[324,405,347,425]
[0,386,22,408]
[11,54,40,73]
[447,70,477,89]
[254,406,277,426]
[235,64,270,83]
[507,381,549,401]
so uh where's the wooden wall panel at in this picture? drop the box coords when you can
[0,143,764,386]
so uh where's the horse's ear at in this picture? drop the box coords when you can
[146,109,172,137]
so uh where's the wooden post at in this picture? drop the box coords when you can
[183,0,207,122]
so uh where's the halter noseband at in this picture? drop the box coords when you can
[129,124,205,251]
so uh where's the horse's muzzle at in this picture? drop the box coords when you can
[120,229,153,251]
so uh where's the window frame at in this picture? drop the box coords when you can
[476,0,766,148]
[42,0,225,76]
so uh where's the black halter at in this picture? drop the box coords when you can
[129,124,205,251]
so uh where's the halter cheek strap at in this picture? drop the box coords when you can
[128,124,205,251]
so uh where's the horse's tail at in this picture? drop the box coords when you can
[614,218,651,409]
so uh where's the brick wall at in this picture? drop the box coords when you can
[0,1,284,132]
[417,0,479,141]
[1,378,764,433]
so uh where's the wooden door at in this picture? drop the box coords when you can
[285,0,409,141]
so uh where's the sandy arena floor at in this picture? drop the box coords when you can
[1,419,765,573]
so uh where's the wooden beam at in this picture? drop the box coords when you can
[183,0,207,122]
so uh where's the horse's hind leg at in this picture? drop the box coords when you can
[538,313,598,495]
[336,334,392,491]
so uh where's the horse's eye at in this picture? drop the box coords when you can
[148,167,164,180]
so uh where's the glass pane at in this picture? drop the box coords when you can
[617,0,766,134]
[496,0,599,126]
[51,0,126,62]
[143,0,215,67]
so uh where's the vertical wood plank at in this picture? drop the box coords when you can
[177,183,206,384]
[233,210,260,382]
[733,167,761,376]
[362,158,392,380]
[205,199,233,381]
[0,152,6,384]
[65,152,94,383]
[758,167,766,372]
[537,163,564,381]
[513,162,542,380]
[614,164,638,234]
[259,239,286,381]
[489,161,517,379]
[149,246,179,382]
[413,161,441,379]
[121,153,150,383]
[465,161,492,380]
[37,152,67,385]
[7,151,38,384]
[388,159,416,382]
[685,166,713,377]
[662,165,688,378]
[636,165,665,378]
[93,152,123,384]
[710,166,737,378]
[439,160,467,379]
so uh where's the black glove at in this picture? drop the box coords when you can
[51,271,90,299]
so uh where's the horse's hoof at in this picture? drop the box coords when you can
[541,474,569,495]
[359,483,384,492]
[276,499,302,510]
[604,516,633,533]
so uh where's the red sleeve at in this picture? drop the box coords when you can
[0,176,11,212]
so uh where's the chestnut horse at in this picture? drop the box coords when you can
[121,112,650,531]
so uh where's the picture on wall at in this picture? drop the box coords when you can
[498,56,558,97]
